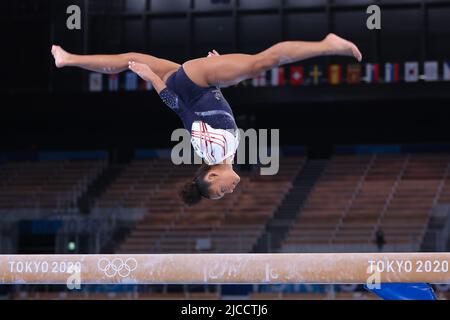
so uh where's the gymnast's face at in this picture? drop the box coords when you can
[205,165,241,200]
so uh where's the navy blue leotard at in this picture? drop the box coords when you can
[161,65,238,133]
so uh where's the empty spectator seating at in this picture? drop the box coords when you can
[0,160,105,210]
[284,153,450,250]
[94,156,305,253]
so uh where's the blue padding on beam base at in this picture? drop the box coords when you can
[364,283,437,300]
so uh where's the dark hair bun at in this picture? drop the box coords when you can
[179,181,203,206]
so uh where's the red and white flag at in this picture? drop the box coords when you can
[271,67,286,86]
[290,66,304,86]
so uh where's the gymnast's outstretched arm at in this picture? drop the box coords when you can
[128,61,180,111]
[127,49,221,92]
[128,61,166,93]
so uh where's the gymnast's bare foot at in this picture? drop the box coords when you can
[323,33,362,62]
[51,45,71,68]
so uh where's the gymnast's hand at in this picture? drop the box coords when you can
[128,61,167,93]
[128,61,156,82]
[207,49,220,58]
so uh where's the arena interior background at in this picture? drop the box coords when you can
[1,0,450,300]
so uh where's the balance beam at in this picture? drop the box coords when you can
[0,253,449,285]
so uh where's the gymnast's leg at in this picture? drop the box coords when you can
[183,33,362,87]
[51,45,180,82]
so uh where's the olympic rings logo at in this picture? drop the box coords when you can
[97,258,138,278]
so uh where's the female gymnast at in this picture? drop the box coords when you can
[51,33,362,205]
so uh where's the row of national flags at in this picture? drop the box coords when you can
[245,61,450,87]
[89,71,154,92]
[88,61,450,91]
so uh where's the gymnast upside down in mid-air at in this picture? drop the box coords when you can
[51,33,362,205]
